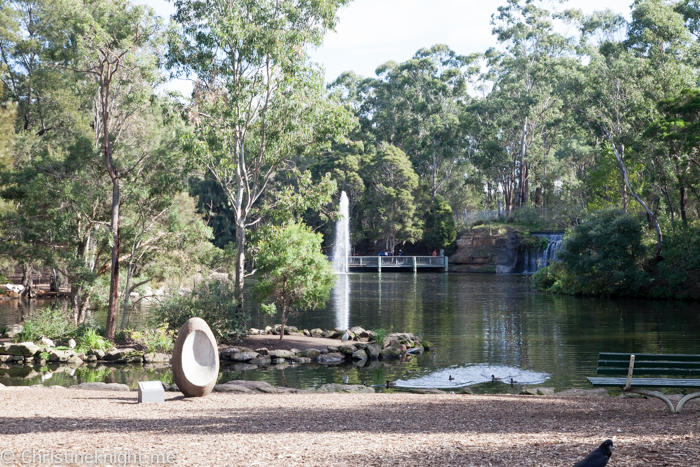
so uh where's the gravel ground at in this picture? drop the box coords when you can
[1,387,699,466]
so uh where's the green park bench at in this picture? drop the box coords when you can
[587,352,700,414]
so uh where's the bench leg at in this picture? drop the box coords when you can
[676,391,700,413]
[625,388,676,413]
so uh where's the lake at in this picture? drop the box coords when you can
[2,273,699,391]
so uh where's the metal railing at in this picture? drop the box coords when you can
[344,256,448,272]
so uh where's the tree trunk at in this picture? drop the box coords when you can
[235,215,246,314]
[611,143,663,257]
[620,165,627,211]
[120,261,134,330]
[103,74,120,341]
[680,183,687,225]
[279,306,287,341]
[517,118,528,207]
[105,185,120,340]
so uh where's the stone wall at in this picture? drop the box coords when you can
[449,231,520,273]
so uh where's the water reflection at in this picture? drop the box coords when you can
[396,364,549,389]
[332,274,350,330]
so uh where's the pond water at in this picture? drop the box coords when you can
[2,273,699,392]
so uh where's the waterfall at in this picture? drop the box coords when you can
[331,191,350,274]
[522,233,563,274]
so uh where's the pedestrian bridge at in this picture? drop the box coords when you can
[344,256,448,272]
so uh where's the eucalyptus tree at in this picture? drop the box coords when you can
[168,0,354,310]
[51,0,163,339]
[361,145,422,253]
[487,0,575,209]
[361,45,477,199]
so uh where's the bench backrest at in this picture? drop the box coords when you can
[597,352,700,377]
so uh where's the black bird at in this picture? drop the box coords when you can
[573,439,613,467]
[449,375,455,381]
[510,378,517,387]
[386,380,396,388]
[362,381,367,386]
[491,375,501,383]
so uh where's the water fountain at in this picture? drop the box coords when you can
[331,191,350,274]
[331,191,351,329]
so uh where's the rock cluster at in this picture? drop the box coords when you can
[225,326,432,369]
[0,342,170,370]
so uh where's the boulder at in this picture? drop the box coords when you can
[555,388,609,397]
[144,353,170,364]
[268,350,294,359]
[535,387,555,395]
[255,348,269,356]
[316,384,375,394]
[297,357,311,364]
[317,352,344,364]
[349,326,365,336]
[302,329,311,337]
[222,380,279,393]
[171,317,220,398]
[75,382,130,392]
[406,346,424,356]
[326,346,339,352]
[49,350,73,363]
[380,347,402,359]
[337,345,357,356]
[310,328,323,338]
[0,383,5,389]
[219,348,240,360]
[104,348,143,363]
[321,330,335,338]
[298,349,320,359]
[422,341,434,351]
[366,344,381,360]
[249,357,272,366]
[0,355,11,363]
[6,342,40,356]
[213,384,254,393]
[231,351,259,362]
[352,349,368,361]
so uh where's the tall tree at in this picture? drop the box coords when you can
[169,0,354,311]
[53,0,163,338]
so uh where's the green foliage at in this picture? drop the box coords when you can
[14,307,76,343]
[362,145,423,252]
[254,222,336,326]
[424,195,457,249]
[372,328,392,344]
[650,223,700,298]
[154,280,246,341]
[535,209,651,295]
[129,327,174,354]
[75,328,113,353]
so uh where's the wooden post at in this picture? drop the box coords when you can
[624,354,635,390]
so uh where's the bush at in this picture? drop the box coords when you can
[535,208,651,295]
[532,265,557,290]
[129,327,174,353]
[76,328,113,353]
[14,306,76,343]
[154,279,246,341]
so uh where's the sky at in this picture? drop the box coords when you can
[138,0,633,94]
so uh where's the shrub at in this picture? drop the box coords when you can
[532,265,557,291]
[76,328,113,353]
[154,279,246,341]
[130,327,174,353]
[536,208,651,295]
[14,306,76,343]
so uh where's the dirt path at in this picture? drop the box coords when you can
[0,387,698,466]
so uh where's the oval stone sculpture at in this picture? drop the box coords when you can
[172,318,219,397]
